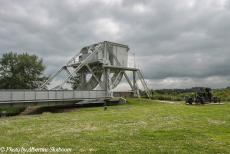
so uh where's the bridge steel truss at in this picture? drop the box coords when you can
[0,41,151,107]
[39,41,151,98]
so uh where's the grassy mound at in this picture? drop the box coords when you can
[0,99,229,153]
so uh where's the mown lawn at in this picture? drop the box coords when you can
[0,99,230,154]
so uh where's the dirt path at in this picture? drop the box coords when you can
[159,100,179,104]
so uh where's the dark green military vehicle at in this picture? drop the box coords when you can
[185,88,221,105]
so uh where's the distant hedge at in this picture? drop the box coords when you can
[143,88,230,101]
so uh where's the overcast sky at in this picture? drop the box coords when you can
[0,0,230,89]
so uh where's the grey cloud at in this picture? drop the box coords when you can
[0,0,229,89]
[139,52,230,79]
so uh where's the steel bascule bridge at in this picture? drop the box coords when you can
[0,41,150,107]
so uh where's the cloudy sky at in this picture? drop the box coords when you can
[0,0,230,89]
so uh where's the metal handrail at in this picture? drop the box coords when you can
[0,90,107,103]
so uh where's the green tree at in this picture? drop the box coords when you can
[0,52,47,89]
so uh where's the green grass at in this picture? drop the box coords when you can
[0,99,230,153]
[0,107,25,116]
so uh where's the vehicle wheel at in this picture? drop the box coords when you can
[200,98,205,104]
[213,97,218,103]
[186,97,193,105]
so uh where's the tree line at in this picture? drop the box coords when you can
[0,52,47,89]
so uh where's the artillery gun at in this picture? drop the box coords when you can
[185,88,220,105]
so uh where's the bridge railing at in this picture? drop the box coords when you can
[0,90,107,103]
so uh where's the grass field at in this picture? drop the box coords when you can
[0,99,230,153]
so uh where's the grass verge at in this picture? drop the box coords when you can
[0,99,229,153]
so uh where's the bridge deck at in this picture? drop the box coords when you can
[0,90,107,107]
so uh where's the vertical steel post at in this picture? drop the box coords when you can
[133,71,140,98]
[104,68,111,97]
[81,72,86,88]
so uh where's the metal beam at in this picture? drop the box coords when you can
[85,64,104,89]
[137,69,151,98]
[53,44,102,89]
[123,72,134,90]
[133,71,140,97]
[63,66,75,78]
[39,67,64,89]
[103,65,138,71]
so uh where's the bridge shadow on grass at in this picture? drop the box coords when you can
[0,101,123,117]
[20,103,105,116]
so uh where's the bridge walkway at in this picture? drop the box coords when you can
[0,90,107,107]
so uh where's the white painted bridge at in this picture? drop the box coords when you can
[0,90,108,107]
[0,41,151,108]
